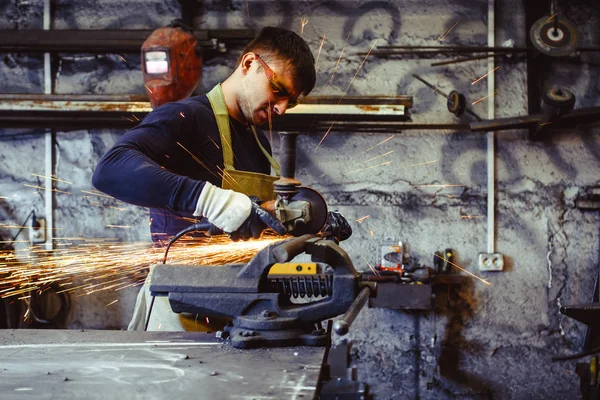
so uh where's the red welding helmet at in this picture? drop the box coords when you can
[141,23,202,109]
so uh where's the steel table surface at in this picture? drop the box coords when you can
[0,329,326,400]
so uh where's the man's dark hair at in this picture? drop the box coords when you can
[240,26,316,96]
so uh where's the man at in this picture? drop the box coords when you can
[92,26,317,331]
[93,26,315,243]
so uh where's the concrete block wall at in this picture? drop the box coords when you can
[1,0,599,398]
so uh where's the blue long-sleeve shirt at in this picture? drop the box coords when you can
[92,94,272,241]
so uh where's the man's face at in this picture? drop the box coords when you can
[239,53,302,126]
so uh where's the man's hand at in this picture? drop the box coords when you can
[194,182,286,240]
[229,202,286,241]
[321,211,352,242]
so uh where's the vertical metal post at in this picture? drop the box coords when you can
[486,0,496,255]
[43,0,54,251]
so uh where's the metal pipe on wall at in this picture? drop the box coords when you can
[486,0,496,255]
[43,0,54,251]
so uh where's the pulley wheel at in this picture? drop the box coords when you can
[542,86,576,114]
[447,90,466,116]
[530,16,579,57]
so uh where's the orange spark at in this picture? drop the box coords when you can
[208,136,220,149]
[267,99,273,144]
[547,13,557,21]
[370,230,374,237]
[472,91,497,105]
[365,135,394,152]
[122,116,134,123]
[438,21,459,42]
[106,299,119,307]
[0,235,285,299]
[314,123,334,151]
[539,122,552,127]
[433,253,491,285]
[106,225,131,229]
[362,254,380,276]
[80,190,114,199]
[176,142,221,180]
[300,17,309,34]
[399,159,439,169]
[342,39,378,97]
[461,215,483,219]
[315,34,326,69]
[347,161,392,174]
[180,112,185,118]
[217,166,246,193]
[329,32,351,86]
[361,150,394,165]
[355,215,370,223]
[472,66,500,85]
[24,184,70,195]
[31,174,72,185]
[132,114,139,121]
[144,84,153,94]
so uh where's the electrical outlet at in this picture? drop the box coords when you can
[478,252,504,271]
[30,217,46,245]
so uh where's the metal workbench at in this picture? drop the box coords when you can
[0,329,326,400]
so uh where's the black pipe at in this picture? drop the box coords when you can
[278,132,298,180]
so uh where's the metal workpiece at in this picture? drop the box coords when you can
[149,235,362,348]
[0,329,325,400]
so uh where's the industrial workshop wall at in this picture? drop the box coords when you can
[1,0,599,399]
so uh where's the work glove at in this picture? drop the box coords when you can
[193,182,286,241]
[321,211,352,242]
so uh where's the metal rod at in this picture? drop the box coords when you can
[333,285,372,336]
[411,74,449,99]
[377,45,530,51]
[431,54,496,67]
[0,29,255,53]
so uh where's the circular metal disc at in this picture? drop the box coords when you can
[288,187,328,236]
[530,16,579,57]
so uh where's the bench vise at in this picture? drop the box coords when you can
[149,234,364,348]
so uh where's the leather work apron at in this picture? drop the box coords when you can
[207,83,280,200]
[129,84,280,332]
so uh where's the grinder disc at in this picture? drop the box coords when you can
[288,187,328,236]
[530,16,579,57]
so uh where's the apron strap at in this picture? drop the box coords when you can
[250,126,280,175]
[206,84,234,170]
[207,84,281,175]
